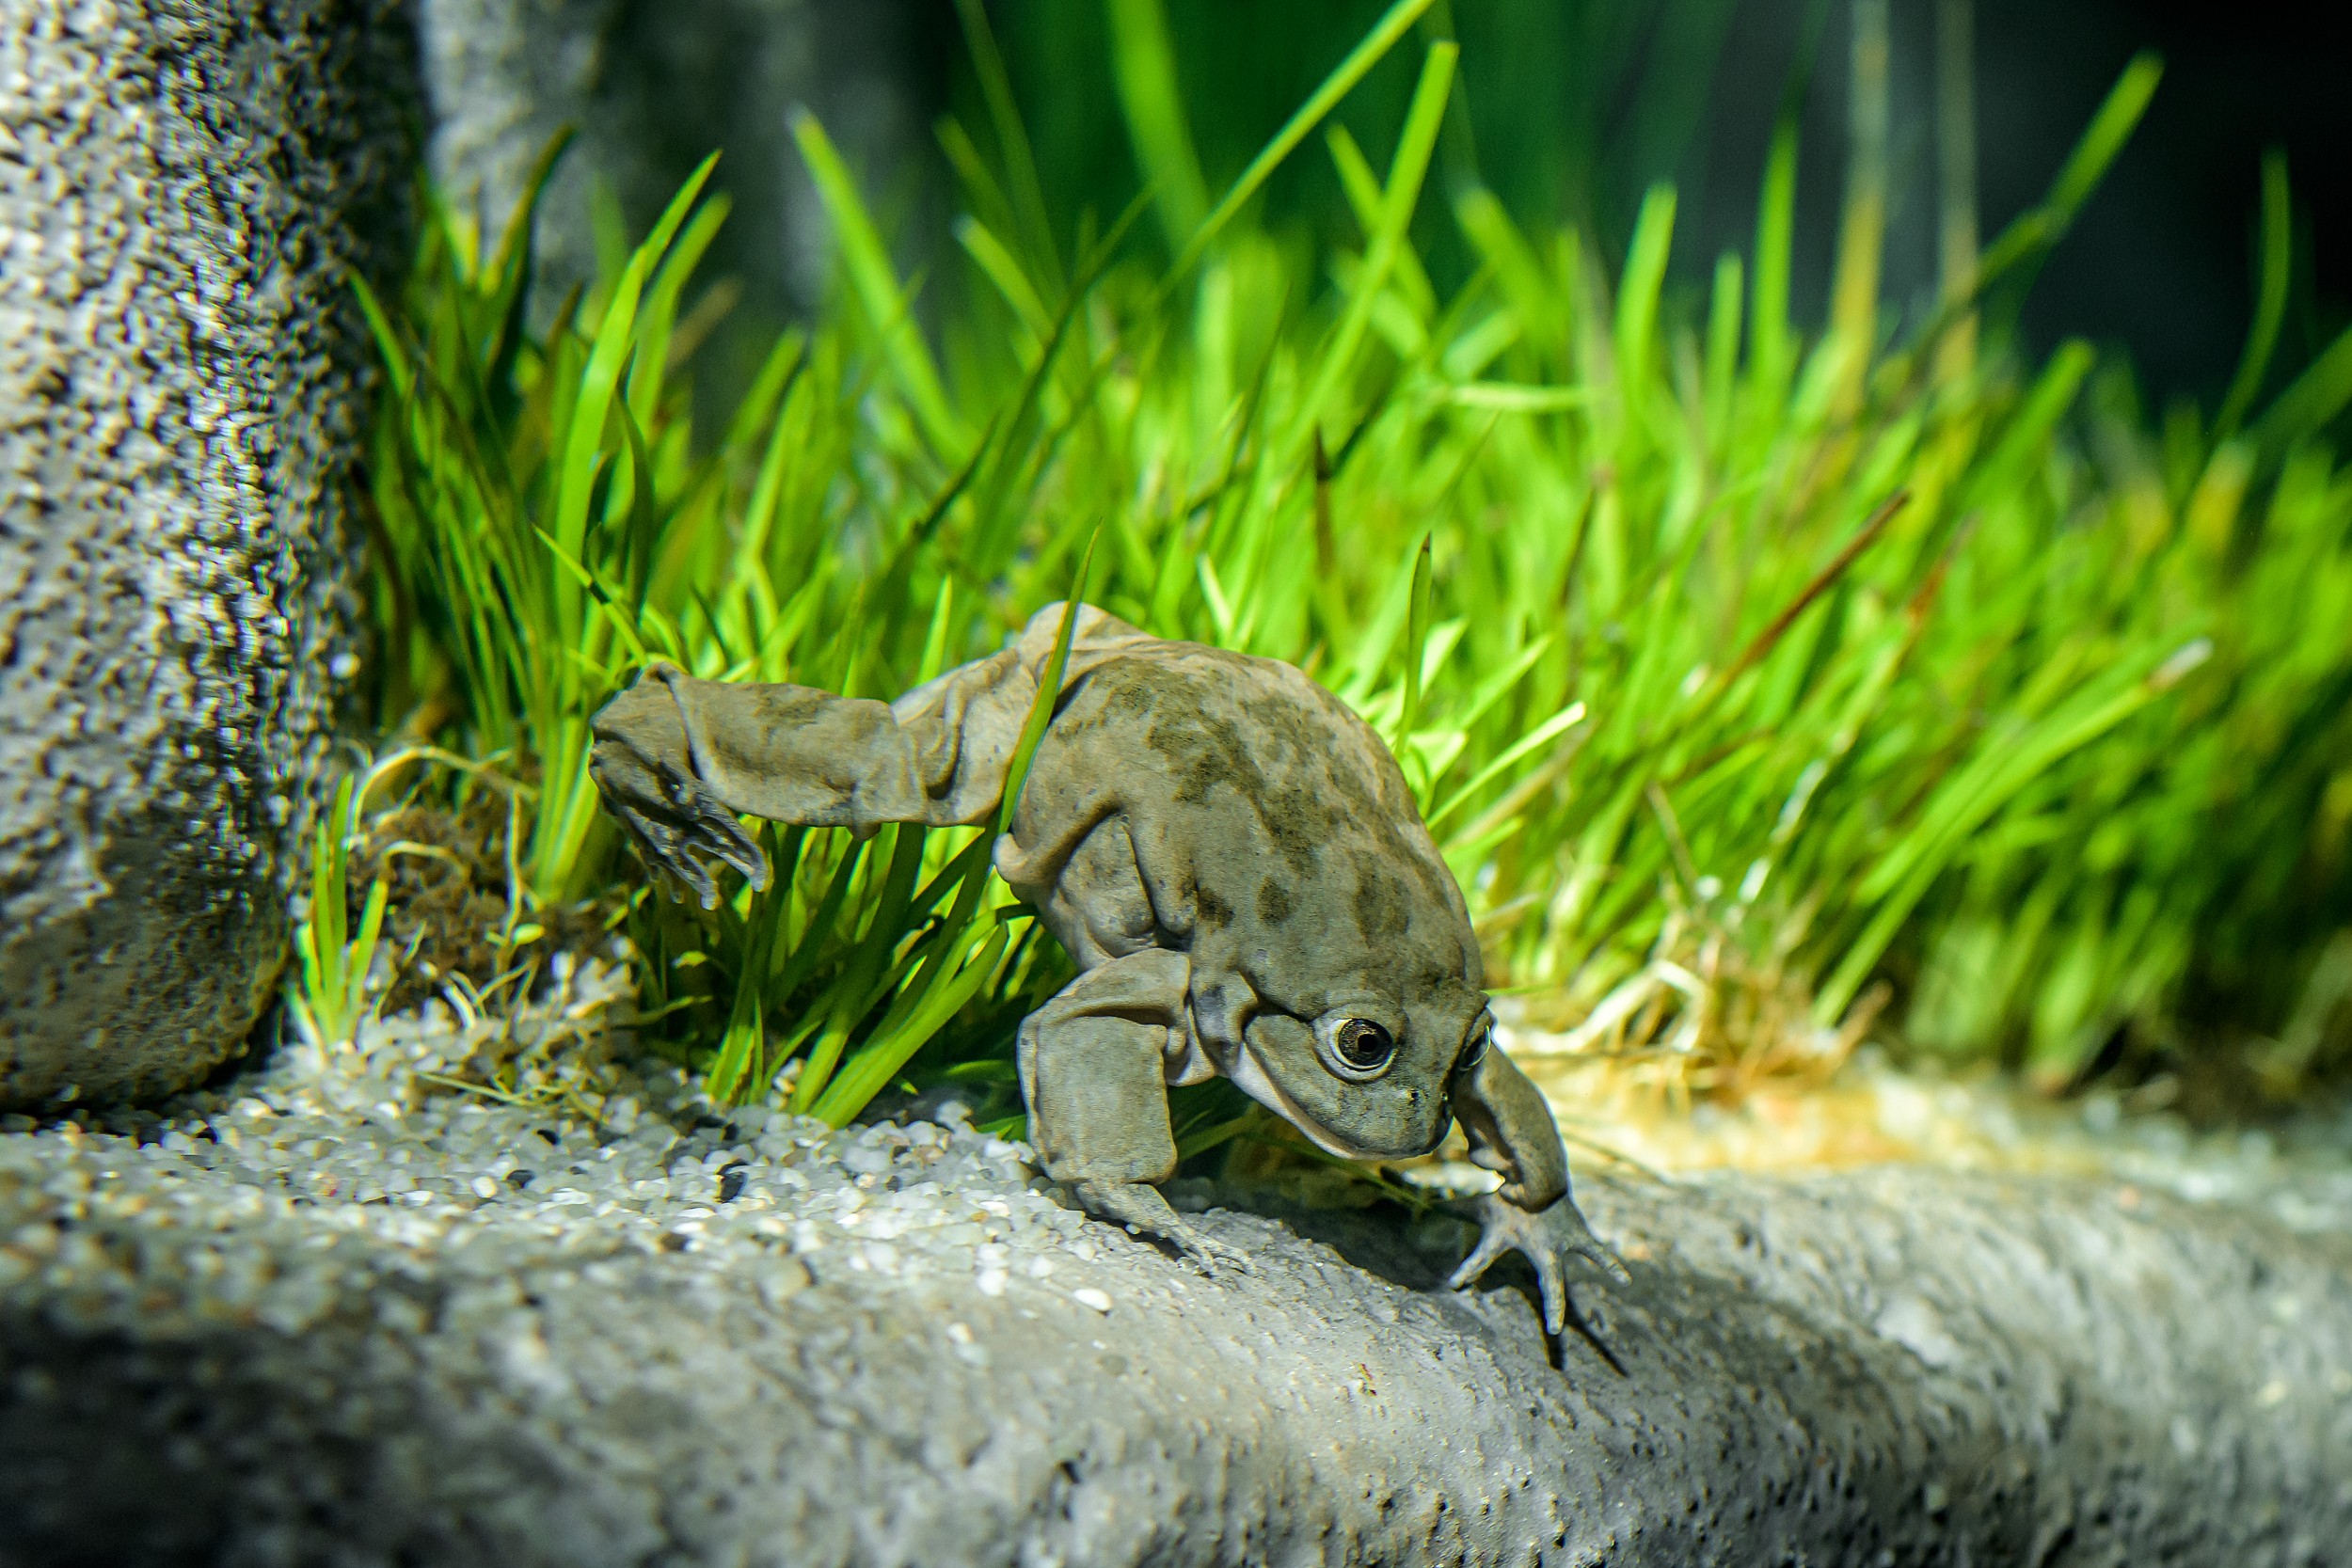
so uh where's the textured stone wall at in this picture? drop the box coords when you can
[0,1,418,1106]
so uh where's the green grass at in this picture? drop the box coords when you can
[348,3,2352,1128]
[286,772,389,1051]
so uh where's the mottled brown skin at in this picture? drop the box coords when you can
[589,605,1624,1330]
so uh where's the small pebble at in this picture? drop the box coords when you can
[1072,1287,1113,1313]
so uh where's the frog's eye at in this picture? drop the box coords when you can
[1333,1019,1396,1073]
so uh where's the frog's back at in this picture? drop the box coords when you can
[998,634,1475,993]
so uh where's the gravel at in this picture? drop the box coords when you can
[6,961,2351,1566]
[0,956,1108,1351]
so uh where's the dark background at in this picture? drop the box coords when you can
[559,1,2352,416]
[934,0,2352,410]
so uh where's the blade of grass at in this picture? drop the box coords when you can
[2214,150,2293,443]
[951,0,1061,287]
[810,920,1013,1126]
[793,112,964,454]
[1107,0,1212,253]
[1292,41,1457,445]
[1162,0,1438,290]
[1976,53,2161,301]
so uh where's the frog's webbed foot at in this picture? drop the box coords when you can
[1450,1191,1630,1340]
[1017,952,1238,1273]
[1073,1179,1252,1277]
[590,669,768,908]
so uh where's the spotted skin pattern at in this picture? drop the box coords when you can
[589,605,1625,1333]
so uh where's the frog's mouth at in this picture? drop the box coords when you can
[1227,1044,1401,1161]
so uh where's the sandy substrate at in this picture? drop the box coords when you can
[1496,1016,2352,1237]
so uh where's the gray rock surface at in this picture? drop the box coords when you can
[0,0,418,1107]
[1,969,2347,1566]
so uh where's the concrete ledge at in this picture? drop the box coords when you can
[1,1017,2345,1566]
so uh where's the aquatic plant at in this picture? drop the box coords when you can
[343,0,2352,1127]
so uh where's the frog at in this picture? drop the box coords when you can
[588,602,1629,1335]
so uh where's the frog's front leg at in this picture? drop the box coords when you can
[1447,1037,1630,1336]
[1018,949,1248,1274]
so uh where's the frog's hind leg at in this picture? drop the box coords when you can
[1018,950,1248,1274]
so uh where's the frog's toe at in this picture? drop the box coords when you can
[1445,1208,1522,1295]
[595,743,769,908]
[1070,1178,1250,1276]
[1168,1220,1253,1278]
[657,762,769,889]
[1574,1225,1635,1289]
[605,794,714,908]
[650,832,723,909]
[675,809,767,895]
[1452,1191,1628,1338]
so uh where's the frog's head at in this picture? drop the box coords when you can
[1228,986,1490,1160]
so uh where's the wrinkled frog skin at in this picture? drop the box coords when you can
[589,604,1626,1332]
